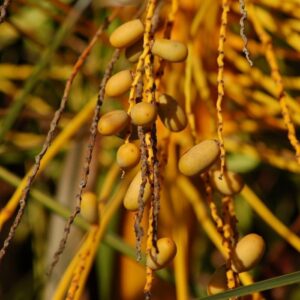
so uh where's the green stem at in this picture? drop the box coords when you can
[0,166,173,282]
[0,166,89,230]
[0,0,92,142]
[200,271,300,300]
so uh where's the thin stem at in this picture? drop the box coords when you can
[47,49,121,275]
[0,166,89,230]
[239,0,253,66]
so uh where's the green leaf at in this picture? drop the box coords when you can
[199,271,300,300]
[227,153,260,173]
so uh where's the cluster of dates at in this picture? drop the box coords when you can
[80,18,266,283]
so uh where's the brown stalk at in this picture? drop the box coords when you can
[239,0,253,66]
[0,16,114,263]
[47,48,121,275]
[0,0,12,23]
[150,124,160,252]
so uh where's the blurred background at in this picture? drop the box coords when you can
[0,0,300,299]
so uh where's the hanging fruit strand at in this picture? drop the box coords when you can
[216,0,231,179]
